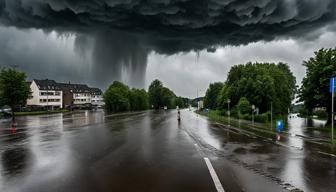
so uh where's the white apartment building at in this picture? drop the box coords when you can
[27,80,63,109]
[73,92,92,105]
[90,88,105,107]
[27,80,104,109]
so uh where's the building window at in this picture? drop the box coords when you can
[40,92,55,96]
[40,99,47,103]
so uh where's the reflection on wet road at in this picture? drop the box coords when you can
[0,110,335,192]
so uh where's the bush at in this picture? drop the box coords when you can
[254,112,269,123]
[241,114,251,121]
[313,110,328,119]
[237,97,251,115]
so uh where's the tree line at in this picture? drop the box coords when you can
[203,62,296,123]
[299,48,336,125]
[203,48,336,126]
[104,79,189,113]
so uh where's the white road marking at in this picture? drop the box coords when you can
[204,157,225,192]
[318,151,336,158]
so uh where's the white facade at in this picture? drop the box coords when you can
[91,95,104,106]
[73,93,91,105]
[27,81,63,109]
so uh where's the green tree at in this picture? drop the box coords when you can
[161,87,176,109]
[219,62,296,114]
[204,82,224,109]
[103,81,130,112]
[148,79,177,109]
[216,85,229,110]
[175,97,190,108]
[129,88,149,111]
[237,97,251,115]
[0,68,31,121]
[300,48,336,124]
[148,79,164,109]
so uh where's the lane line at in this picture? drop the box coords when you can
[186,130,225,192]
[204,157,225,192]
[318,151,336,158]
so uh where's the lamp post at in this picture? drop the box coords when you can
[227,99,231,128]
[271,102,273,131]
[252,104,255,127]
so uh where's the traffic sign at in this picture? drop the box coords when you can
[330,77,336,93]
[276,120,284,133]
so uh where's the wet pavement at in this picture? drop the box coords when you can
[0,110,335,192]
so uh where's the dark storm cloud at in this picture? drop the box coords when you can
[1,0,336,52]
[1,0,336,87]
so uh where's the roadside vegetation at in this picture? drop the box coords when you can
[199,110,276,135]
[0,68,31,122]
[203,62,296,125]
[299,48,336,125]
[201,48,335,137]
[104,79,189,113]
[14,109,69,116]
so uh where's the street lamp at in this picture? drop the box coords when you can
[227,99,231,128]
[270,102,273,131]
[252,104,255,127]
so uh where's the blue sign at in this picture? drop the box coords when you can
[330,77,336,93]
[276,120,284,133]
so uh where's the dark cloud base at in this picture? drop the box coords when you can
[1,0,336,87]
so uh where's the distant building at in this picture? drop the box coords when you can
[198,100,204,110]
[27,80,104,109]
[27,79,63,109]
[90,88,104,107]
[59,83,92,107]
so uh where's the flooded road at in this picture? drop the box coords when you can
[0,110,335,192]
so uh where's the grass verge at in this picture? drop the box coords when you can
[198,110,277,136]
[14,109,69,116]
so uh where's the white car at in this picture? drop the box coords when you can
[0,107,12,114]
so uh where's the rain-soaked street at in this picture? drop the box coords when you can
[0,110,335,192]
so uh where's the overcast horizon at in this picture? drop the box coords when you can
[1,26,335,98]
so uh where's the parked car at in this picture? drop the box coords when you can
[0,106,12,117]
[0,106,12,113]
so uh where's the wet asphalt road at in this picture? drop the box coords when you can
[0,110,335,192]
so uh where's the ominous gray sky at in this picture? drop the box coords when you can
[0,0,336,97]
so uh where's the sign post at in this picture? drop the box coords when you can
[276,120,284,133]
[276,120,284,141]
[330,77,335,142]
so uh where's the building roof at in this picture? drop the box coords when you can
[33,79,61,91]
[57,83,90,93]
[33,79,102,94]
[90,88,103,95]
